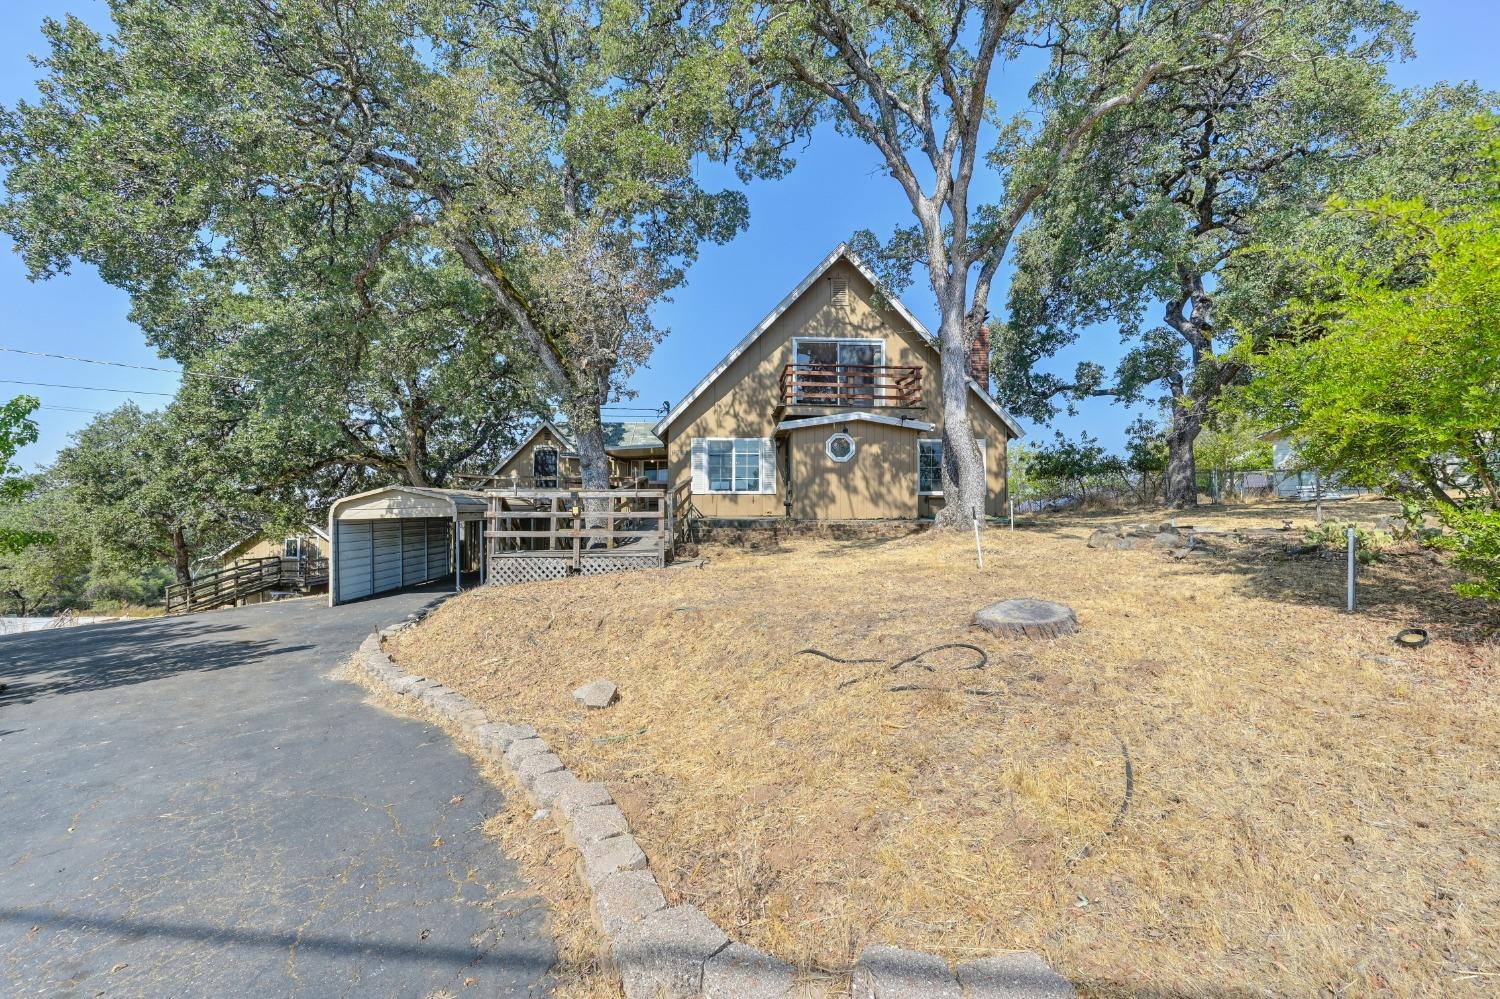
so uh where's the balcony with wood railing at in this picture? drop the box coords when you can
[778,363,923,410]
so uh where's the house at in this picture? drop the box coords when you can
[652,244,1024,522]
[208,524,328,569]
[485,419,668,488]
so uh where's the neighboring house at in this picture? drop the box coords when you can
[209,524,328,569]
[653,244,1024,522]
[487,419,668,488]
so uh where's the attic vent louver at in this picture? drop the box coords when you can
[830,275,849,306]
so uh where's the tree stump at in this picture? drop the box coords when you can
[972,599,1079,639]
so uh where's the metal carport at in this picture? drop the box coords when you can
[328,487,488,606]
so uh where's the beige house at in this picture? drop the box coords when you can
[209,524,327,568]
[485,419,668,489]
[653,244,1024,522]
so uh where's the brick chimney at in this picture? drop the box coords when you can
[969,324,991,389]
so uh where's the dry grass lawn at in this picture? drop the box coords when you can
[388,499,1500,997]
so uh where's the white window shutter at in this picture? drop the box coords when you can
[759,438,777,494]
[690,438,708,494]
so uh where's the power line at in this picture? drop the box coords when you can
[0,379,175,397]
[0,346,248,382]
[39,404,105,415]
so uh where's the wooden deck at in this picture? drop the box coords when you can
[164,556,329,615]
[483,488,671,587]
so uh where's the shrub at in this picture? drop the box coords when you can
[1303,522,1390,564]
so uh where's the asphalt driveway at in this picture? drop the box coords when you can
[0,592,556,998]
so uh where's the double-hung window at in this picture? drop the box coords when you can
[918,437,986,496]
[707,439,760,492]
[693,438,774,495]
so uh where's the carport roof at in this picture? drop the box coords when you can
[330,486,488,522]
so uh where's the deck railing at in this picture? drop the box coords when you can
[484,488,671,583]
[779,363,923,408]
[164,556,329,615]
[454,473,665,491]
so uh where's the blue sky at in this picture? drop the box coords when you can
[2,1,1496,470]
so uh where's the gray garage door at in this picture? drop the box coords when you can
[335,517,453,604]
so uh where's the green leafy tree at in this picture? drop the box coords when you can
[0,476,94,616]
[1000,1,1415,507]
[1248,124,1500,598]
[749,1,1295,524]
[1,1,788,490]
[1029,432,1127,506]
[50,404,254,587]
[0,394,51,555]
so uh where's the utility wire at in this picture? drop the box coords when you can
[39,404,105,415]
[0,378,175,397]
[0,346,249,382]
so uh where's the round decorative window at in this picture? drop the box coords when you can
[825,432,856,463]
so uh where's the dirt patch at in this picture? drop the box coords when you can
[389,499,1500,997]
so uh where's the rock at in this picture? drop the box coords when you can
[956,953,1076,998]
[702,942,795,999]
[455,708,489,730]
[1111,536,1145,551]
[1086,529,1115,549]
[613,905,730,999]
[558,781,615,819]
[530,769,583,807]
[1158,522,1180,535]
[852,945,961,999]
[1151,532,1180,549]
[516,751,566,787]
[592,869,668,938]
[472,722,536,754]
[564,803,632,847]
[573,680,619,709]
[505,736,550,766]
[972,599,1079,640]
[580,832,649,887]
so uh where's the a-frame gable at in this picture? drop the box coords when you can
[654,244,1024,439]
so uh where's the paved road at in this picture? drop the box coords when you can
[0,592,556,998]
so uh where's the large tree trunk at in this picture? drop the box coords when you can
[1164,405,1203,508]
[170,524,192,587]
[934,297,986,529]
[574,421,611,491]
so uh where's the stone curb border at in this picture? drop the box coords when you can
[354,612,1076,999]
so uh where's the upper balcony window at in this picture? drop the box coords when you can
[782,338,922,409]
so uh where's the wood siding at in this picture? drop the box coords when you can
[665,257,1012,519]
[788,422,919,520]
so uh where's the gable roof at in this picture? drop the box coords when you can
[206,522,329,563]
[652,243,1025,440]
[488,419,664,475]
[488,418,574,475]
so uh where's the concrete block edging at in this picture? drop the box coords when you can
[354,618,1075,999]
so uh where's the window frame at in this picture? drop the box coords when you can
[825,431,856,463]
[790,337,886,406]
[703,437,763,494]
[917,437,986,497]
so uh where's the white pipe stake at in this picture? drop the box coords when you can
[1008,497,1015,532]
[1346,526,1356,613]
[972,506,984,569]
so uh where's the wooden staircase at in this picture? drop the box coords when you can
[164,556,329,615]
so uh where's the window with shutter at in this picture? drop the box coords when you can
[693,438,772,494]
